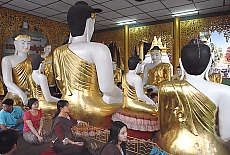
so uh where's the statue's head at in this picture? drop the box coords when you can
[13,33,31,55]
[150,46,162,63]
[44,44,51,54]
[128,54,141,73]
[181,38,211,75]
[67,1,96,37]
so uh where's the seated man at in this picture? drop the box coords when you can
[156,39,230,154]
[142,46,171,87]
[0,99,24,132]
[0,129,19,155]
[2,33,31,105]
[53,1,122,127]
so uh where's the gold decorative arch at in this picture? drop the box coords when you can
[129,22,173,62]
[0,7,69,59]
[181,15,230,47]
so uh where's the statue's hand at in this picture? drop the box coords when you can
[20,92,28,105]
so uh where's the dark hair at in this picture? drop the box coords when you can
[52,100,69,120]
[181,39,210,75]
[117,82,122,87]
[147,88,153,93]
[150,93,158,99]
[0,129,19,154]
[2,99,14,106]
[128,54,141,70]
[27,98,38,109]
[176,65,181,69]
[67,1,95,37]
[107,121,127,155]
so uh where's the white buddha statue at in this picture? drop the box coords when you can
[156,39,230,154]
[31,50,59,102]
[52,1,122,126]
[2,34,31,105]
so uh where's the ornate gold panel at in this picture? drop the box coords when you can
[129,22,173,62]
[181,15,230,47]
[92,29,124,62]
[0,7,69,59]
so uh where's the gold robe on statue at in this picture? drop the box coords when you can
[148,62,171,87]
[122,75,157,116]
[4,57,48,105]
[209,73,222,84]
[53,44,121,127]
[43,54,55,86]
[156,80,230,155]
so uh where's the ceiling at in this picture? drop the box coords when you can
[1,0,230,31]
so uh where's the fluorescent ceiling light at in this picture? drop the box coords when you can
[117,19,137,26]
[172,9,198,17]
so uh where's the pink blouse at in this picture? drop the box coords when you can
[23,109,43,132]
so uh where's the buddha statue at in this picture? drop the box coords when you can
[2,33,31,105]
[112,55,158,132]
[41,44,55,86]
[31,53,59,102]
[142,46,171,87]
[155,39,230,154]
[53,1,122,127]
[113,61,122,84]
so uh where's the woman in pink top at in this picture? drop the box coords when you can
[23,98,50,144]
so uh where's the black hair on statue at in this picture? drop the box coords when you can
[67,1,95,37]
[181,38,210,75]
[128,54,141,70]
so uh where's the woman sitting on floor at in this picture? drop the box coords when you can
[101,121,128,155]
[23,98,50,144]
[50,100,90,155]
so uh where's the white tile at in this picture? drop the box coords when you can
[27,11,48,17]
[126,0,158,6]
[2,4,28,12]
[96,19,114,26]
[99,11,122,19]
[26,0,58,6]
[63,0,96,6]
[51,13,67,20]
[129,13,152,20]
[147,9,171,17]
[195,0,223,9]
[112,17,133,23]
[137,1,166,12]
[117,7,143,16]
[161,0,192,8]
[95,15,107,22]
[137,18,156,23]
[155,15,172,21]
[8,0,40,10]
[102,0,132,10]
[91,4,111,13]
[0,0,12,3]
[47,1,71,12]
[169,4,196,13]
[32,7,60,16]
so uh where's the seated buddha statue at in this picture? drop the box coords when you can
[31,53,59,102]
[53,1,122,127]
[113,61,122,84]
[41,44,55,86]
[155,39,230,154]
[2,33,31,105]
[112,55,158,132]
[142,46,171,87]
